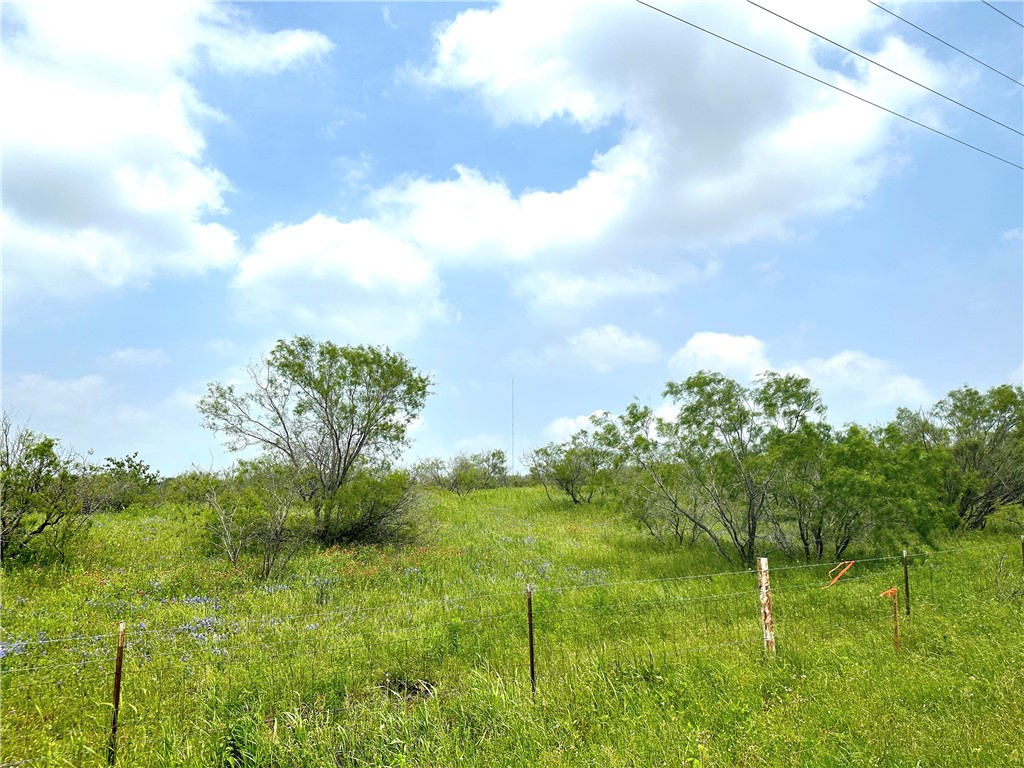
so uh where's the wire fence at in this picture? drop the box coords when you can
[1,540,1021,766]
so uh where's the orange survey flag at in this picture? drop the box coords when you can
[821,561,854,589]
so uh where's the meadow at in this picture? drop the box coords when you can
[2,486,1022,767]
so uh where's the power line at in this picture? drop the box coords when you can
[981,0,1024,29]
[746,0,1022,137]
[634,0,1024,172]
[868,0,1019,88]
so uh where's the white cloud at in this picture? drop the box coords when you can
[232,213,452,343]
[789,350,931,419]
[516,262,719,315]
[1010,362,1023,386]
[203,24,331,74]
[1003,228,1023,241]
[370,148,646,266]
[669,332,771,381]
[1,2,330,306]
[667,330,930,425]
[1,371,231,473]
[102,347,171,367]
[383,0,951,292]
[566,325,662,372]
[542,410,604,443]
[513,324,662,373]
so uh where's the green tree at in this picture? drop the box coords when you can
[597,371,824,566]
[934,384,1023,529]
[205,458,308,579]
[770,423,947,561]
[413,450,508,496]
[524,430,613,504]
[91,452,159,512]
[0,413,95,564]
[198,336,430,544]
[893,384,1024,529]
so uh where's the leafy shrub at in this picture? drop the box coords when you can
[320,469,422,546]
[1,414,94,565]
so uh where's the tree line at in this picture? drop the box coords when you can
[526,372,1023,566]
[3,336,1021,574]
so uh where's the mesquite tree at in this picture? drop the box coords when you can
[596,371,824,566]
[198,336,430,544]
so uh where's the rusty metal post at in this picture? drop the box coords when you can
[526,584,537,700]
[756,557,775,656]
[107,621,126,766]
[903,550,911,617]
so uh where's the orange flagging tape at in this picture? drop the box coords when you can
[880,587,898,598]
[821,561,854,589]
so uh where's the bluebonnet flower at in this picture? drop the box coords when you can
[176,616,219,642]
[579,568,609,585]
[0,640,28,660]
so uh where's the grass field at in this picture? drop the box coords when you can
[2,487,1022,767]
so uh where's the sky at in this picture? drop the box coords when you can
[2,0,1022,475]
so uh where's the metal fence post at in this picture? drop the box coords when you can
[526,584,537,700]
[107,621,126,766]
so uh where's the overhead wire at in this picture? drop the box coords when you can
[980,0,1024,29]
[634,0,1024,171]
[865,0,1023,87]
[746,0,1022,136]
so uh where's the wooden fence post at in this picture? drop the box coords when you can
[526,584,537,700]
[902,550,911,617]
[756,558,775,656]
[107,621,126,766]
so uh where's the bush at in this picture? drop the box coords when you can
[205,459,308,580]
[1,414,94,565]
[413,450,508,496]
[523,431,613,505]
[90,452,160,512]
[320,469,422,546]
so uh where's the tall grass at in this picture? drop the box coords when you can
[2,487,1021,766]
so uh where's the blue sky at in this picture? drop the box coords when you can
[2,1,1021,475]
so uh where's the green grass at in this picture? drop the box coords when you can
[2,487,1022,766]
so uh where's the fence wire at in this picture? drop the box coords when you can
[2,541,1020,766]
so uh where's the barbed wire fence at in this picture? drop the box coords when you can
[1,539,1021,766]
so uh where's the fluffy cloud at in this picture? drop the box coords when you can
[542,410,604,443]
[1,2,330,305]
[788,350,930,417]
[668,331,771,382]
[511,324,661,373]
[101,347,171,368]
[515,261,720,316]
[1,372,226,473]
[566,325,662,372]
[390,0,948,277]
[668,331,930,424]
[232,214,452,343]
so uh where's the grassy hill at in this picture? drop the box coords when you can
[2,486,1022,766]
